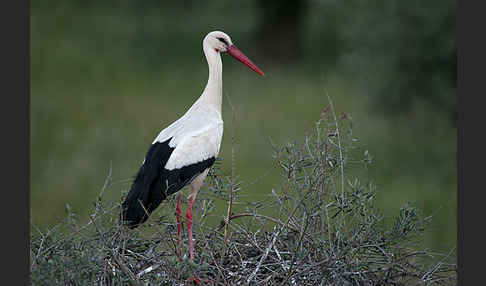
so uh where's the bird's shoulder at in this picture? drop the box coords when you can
[164,118,223,171]
[153,105,223,146]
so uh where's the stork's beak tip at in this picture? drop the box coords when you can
[227,45,265,78]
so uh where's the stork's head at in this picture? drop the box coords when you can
[204,31,265,77]
[204,31,234,53]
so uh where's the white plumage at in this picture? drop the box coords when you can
[152,101,224,171]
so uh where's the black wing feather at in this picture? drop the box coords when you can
[121,138,215,228]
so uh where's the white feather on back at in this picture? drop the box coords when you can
[152,101,223,170]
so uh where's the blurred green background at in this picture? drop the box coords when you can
[31,0,456,253]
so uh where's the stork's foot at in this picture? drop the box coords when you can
[186,275,201,284]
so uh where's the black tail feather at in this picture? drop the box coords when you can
[121,173,166,228]
[121,139,173,228]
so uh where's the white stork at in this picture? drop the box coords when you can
[121,31,264,262]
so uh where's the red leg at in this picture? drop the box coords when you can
[175,193,182,260]
[186,196,195,262]
[186,276,201,284]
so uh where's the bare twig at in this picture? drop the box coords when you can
[224,93,236,250]
[246,225,279,284]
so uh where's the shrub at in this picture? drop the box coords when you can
[30,102,456,285]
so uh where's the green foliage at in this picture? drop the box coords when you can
[30,112,456,285]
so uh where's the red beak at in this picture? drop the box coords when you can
[226,45,265,77]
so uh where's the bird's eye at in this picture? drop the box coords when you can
[217,37,228,45]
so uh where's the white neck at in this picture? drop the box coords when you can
[198,42,223,113]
